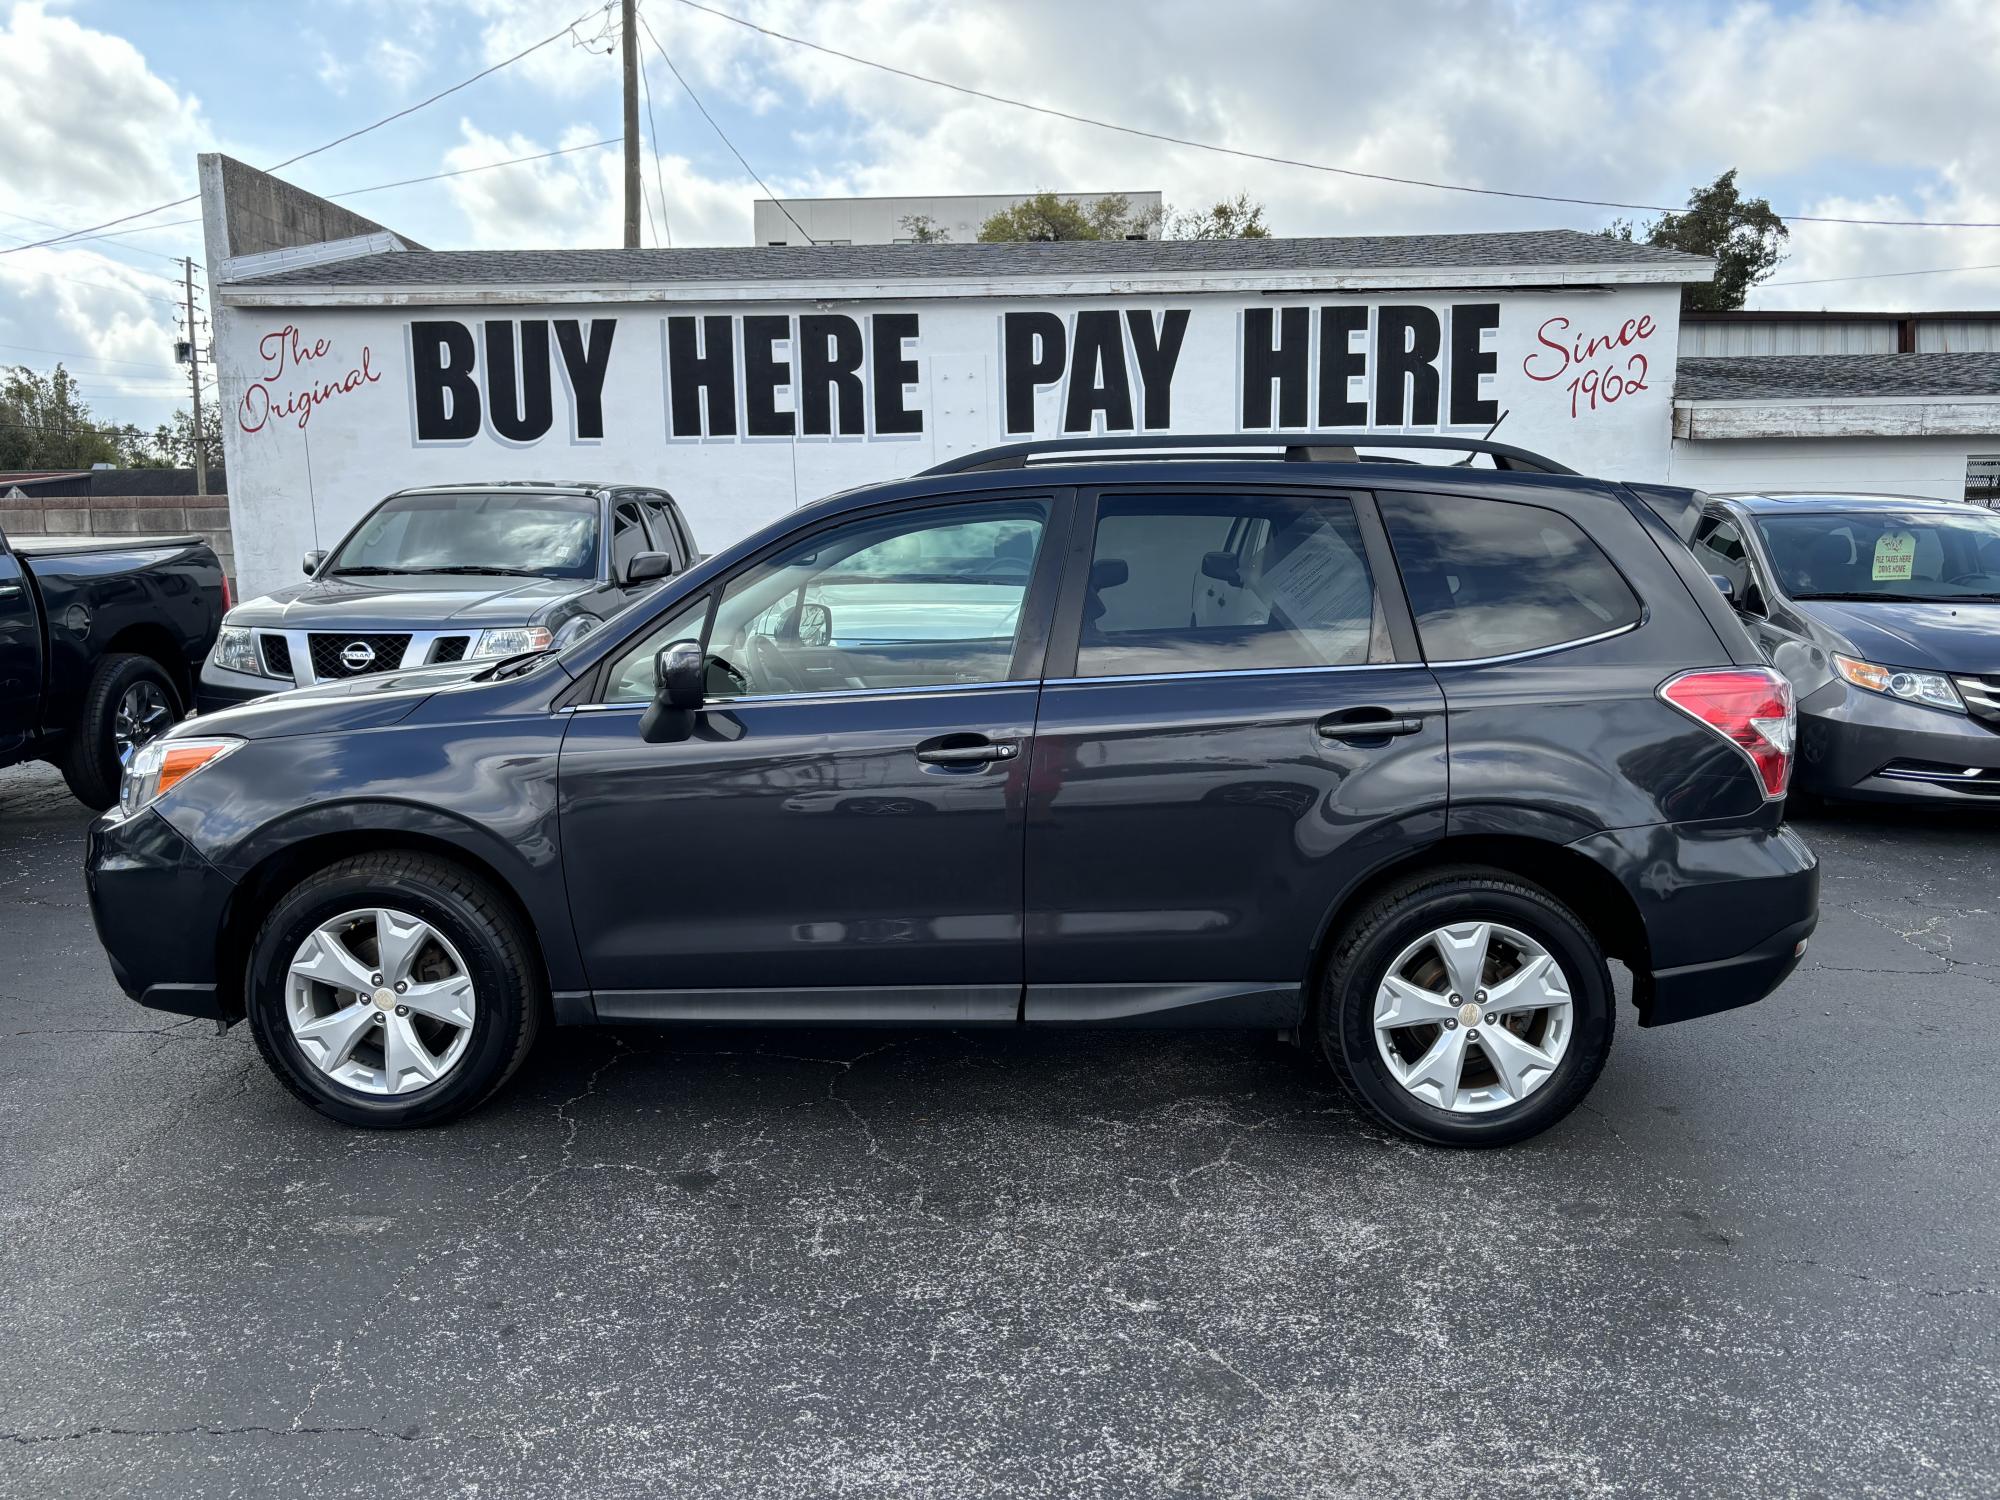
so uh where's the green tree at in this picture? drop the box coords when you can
[1169,193,1271,239]
[144,408,223,472]
[0,365,123,470]
[977,191,1158,242]
[1603,169,1788,312]
[898,213,951,243]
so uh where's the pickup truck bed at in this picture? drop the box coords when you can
[1,529,226,806]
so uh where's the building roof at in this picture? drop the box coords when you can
[1676,353,2000,401]
[228,228,1712,292]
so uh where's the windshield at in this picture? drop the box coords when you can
[328,492,599,580]
[1754,509,2000,602]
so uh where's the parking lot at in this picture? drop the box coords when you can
[0,760,1994,1499]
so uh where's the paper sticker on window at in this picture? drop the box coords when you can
[1873,530,1916,581]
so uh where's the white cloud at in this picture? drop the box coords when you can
[0,249,187,418]
[371,37,426,93]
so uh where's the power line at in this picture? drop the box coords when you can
[638,4,674,248]
[0,341,182,373]
[2,3,616,256]
[667,0,2000,232]
[1764,259,2000,289]
[639,13,812,243]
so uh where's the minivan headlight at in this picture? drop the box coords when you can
[469,626,554,659]
[212,626,265,676]
[119,736,243,818]
[1833,654,1965,713]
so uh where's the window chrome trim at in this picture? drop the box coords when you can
[1042,660,1409,687]
[576,678,1041,713]
[1423,620,1641,669]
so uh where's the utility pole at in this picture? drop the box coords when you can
[181,256,208,497]
[621,0,641,248]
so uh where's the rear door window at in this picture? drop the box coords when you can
[1075,492,1389,677]
[1380,492,1641,662]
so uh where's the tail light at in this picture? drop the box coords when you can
[222,574,233,611]
[1658,667,1796,799]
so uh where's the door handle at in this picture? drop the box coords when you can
[915,735,1019,766]
[1316,711,1425,744]
[0,583,19,599]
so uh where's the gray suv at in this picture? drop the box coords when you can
[198,481,696,710]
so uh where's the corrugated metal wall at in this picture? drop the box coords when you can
[1916,321,2000,353]
[1678,320,1896,355]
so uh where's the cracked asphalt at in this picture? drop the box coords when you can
[2,760,1996,1499]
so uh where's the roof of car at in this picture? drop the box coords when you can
[387,481,669,497]
[1718,491,1982,514]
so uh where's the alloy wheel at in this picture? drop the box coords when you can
[285,908,477,1095]
[1372,921,1574,1114]
[113,680,173,765]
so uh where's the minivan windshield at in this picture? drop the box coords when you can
[327,492,599,580]
[1754,508,2000,603]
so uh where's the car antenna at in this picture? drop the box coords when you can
[1453,410,1510,465]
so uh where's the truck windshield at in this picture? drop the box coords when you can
[328,492,599,580]
[1756,509,2000,602]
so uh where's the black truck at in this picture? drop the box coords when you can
[0,527,226,807]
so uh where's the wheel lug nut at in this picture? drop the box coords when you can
[1448,994,1461,1004]
[371,973,383,985]
[1468,1029,1480,1040]
[1476,990,1487,1002]
[394,981,407,994]
[1484,1013,1496,1025]
[395,1004,410,1017]
[1444,1019,1458,1030]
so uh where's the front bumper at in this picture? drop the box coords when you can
[1795,680,2000,803]
[1569,818,1819,1028]
[85,806,237,1019]
[197,657,293,716]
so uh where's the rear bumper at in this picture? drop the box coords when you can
[1795,681,2000,803]
[1568,818,1819,1028]
[85,806,235,1019]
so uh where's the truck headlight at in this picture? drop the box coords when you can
[1833,654,1965,713]
[212,626,264,676]
[119,736,243,818]
[469,626,554,659]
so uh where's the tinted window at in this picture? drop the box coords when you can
[327,491,598,580]
[1077,493,1386,677]
[643,498,687,562]
[1754,508,2000,601]
[611,501,650,577]
[703,501,1047,697]
[1381,493,1641,661]
[1692,515,1750,592]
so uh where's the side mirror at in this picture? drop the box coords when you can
[797,601,832,647]
[625,550,675,585]
[639,637,704,743]
[1201,551,1243,587]
[303,550,327,577]
[1707,572,1735,606]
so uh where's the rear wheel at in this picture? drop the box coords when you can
[62,653,181,808]
[1317,868,1615,1147]
[245,853,544,1128]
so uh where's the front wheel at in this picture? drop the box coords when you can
[1317,868,1615,1148]
[245,853,545,1128]
[62,653,181,808]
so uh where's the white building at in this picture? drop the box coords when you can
[197,155,2000,599]
[752,191,1163,247]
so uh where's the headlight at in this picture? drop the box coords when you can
[469,625,554,659]
[1834,654,1965,713]
[211,625,265,676]
[118,736,243,818]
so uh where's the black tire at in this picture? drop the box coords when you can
[245,853,545,1128]
[1315,867,1615,1148]
[61,653,182,809]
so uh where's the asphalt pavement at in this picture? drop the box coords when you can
[1,760,1995,1499]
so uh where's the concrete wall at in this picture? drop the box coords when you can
[0,488,234,580]
[1668,434,1993,500]
[199,154,420,263]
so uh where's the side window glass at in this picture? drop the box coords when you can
[1693,517,1750,592]
[604,594,710,703]
[644,499,685,563]
[611,501,649,578]
[1077,493,1387,677]
[704,501,1048,697]
[1381,492,1642,662]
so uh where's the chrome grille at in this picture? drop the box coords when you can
[309,633,410,679]
[1951,675,2000,728]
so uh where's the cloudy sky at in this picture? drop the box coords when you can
[3,0,1998,436]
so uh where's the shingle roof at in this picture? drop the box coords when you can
[1677,353,2000,401]
[231,229,1711,289]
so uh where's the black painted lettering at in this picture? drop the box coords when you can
[1373,307,1442,427]
[1316,306,1369,427]
[1124,309,1188,429]
[742,315,794,438]
[484,321,553,443]
[1448,303,1501,426]
[1242,306,1309,429]
[553,318,615,440]
[665,315,737,438]
[870,313,922,435]
[1003,312,1066,434]
[411,320,479,441]
[1063,310,1134,433]
[799,315,865,436]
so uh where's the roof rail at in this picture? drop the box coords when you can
[921,432,1576,477]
